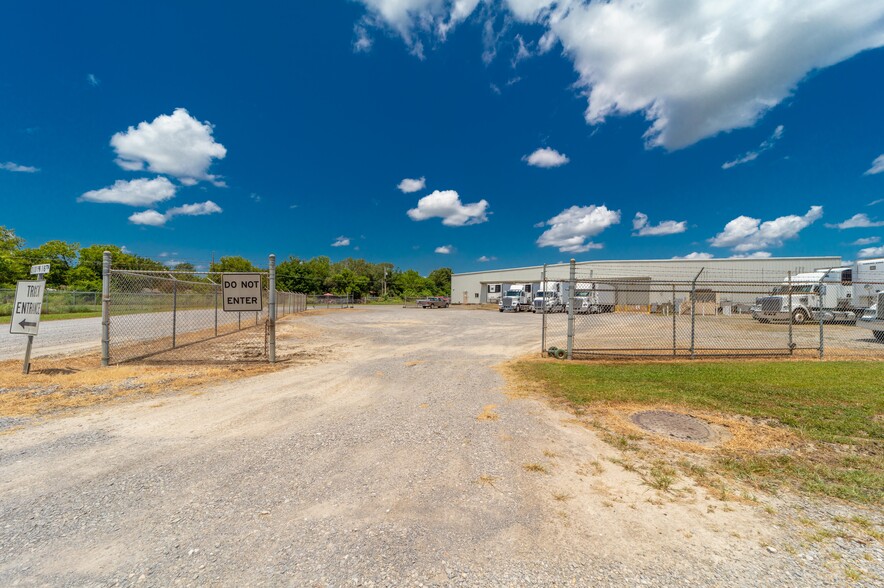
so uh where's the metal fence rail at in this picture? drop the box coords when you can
[102,253,306,365]
[539,260,884,360]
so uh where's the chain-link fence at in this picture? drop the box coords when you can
[539,261,884,360]
[103,254,306,365]
[1,289,100,316]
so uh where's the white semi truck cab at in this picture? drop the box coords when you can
[499,286,533,312]
[569,282,616,314]
[532,281,565,313]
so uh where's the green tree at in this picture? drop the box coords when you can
[427,267,452,296]
[0,226,25,286]
[328,268,370,296]
[20,240,79,288]
[392,269,432,298]
[210,256,261,273]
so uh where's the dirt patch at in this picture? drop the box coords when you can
[0,319,332,420]
[476,404,500,421]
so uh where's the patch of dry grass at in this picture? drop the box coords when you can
[0,353,281,418]
[523,462,548,474]
[476,404,499,421]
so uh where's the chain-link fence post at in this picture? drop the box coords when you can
[268,253,277,364]
[672,283,677,357]
[567,258,576,360]
[101,251,111,367]
[214,281,219,337]
[690,267,704,359]
[541,264,547,356]
[818,271,828,360]
[171,279,178,349]
[787,271,793,354]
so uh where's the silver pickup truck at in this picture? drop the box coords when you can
[417,296,449,309]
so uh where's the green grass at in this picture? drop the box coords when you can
[516,361,884,503]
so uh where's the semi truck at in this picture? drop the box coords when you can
[570,282,615,314]
[752,259,884,324]
[498,284,535,312]
[530,281,616,314]
[532,281,566,313]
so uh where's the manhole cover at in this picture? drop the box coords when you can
[631,410,712,442]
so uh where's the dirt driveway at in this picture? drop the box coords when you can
[0,307,879,586]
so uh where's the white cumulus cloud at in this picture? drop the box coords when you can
[825,213,884,229]
[523,147,569,168]
[129,200,222,227]
[477,255,497,262]
[407,189,489,226]
[672,252,714,260]
[0,161,39,173]
[79,177,177,206]
[709,206,823,252]
[729,251,773,259]
[435,245,453,254]
[536,204,620,253]
[865,155,884,175]
[128,210,168,227]
[632,212,687,236]
[852,237,880,246]
[331,236,351,247]
[722,126,784,170]
[353,1,884,150]
[859,245,884,258]
[397,176,426,193]
[354,0,481,57]
[111,108,227,186]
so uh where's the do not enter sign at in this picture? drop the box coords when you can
[222,273,263,312]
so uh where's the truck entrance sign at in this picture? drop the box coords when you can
[30,263,51,275]
[10,280,45,336]
[222,273,263,312]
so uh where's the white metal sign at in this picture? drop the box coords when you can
[222,273,263,312]
[30,263,50,275]
[10,280,45,335]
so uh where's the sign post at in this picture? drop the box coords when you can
[12,264,50,374]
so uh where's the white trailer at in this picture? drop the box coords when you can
[852,258,884,308]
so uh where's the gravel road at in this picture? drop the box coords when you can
[1,307,880,586]
[0,316,102,360]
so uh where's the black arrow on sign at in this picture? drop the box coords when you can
[19,319,37,329]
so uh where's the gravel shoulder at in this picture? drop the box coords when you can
[0,307,880,586]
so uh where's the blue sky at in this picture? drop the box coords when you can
[2,1,884,273]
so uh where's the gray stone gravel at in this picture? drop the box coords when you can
[0,306,881,586]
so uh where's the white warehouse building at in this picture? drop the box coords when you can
[451,256,844,306]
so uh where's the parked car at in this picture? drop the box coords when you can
[417,296,449,309]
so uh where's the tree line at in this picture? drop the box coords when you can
[0,226,451,298]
